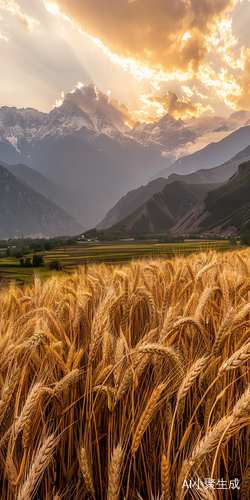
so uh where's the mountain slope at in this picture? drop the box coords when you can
[171,161,250,235]
[0,160,104,229]
[108,181,220,234]
[150,126,250,180]
[0,164,84,238]
[97,177,169,229]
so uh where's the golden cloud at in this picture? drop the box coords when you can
[45,0,238,74]
[138,91,213,120]
[234,49,250,111]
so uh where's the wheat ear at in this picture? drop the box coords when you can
[218,341,250,376]
[107,443,123,500]
[80,447,96,499]
[17,432,58,500]
[177,356,209,403]
[161,452,170,500]
[131,383,165,454]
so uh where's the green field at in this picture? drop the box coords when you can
[0,239,235,283]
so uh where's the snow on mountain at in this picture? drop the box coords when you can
[0,104,197,161]
[126,113,197,155]
[89,111,120,138]
[0,101,95,152]
[1,101,250,172]
[184,110,250,136]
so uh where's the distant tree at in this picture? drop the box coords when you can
[84,228,97,239]
[240,231,250,246]
[29,243,43,253]
[227,235,237,247]
[19,258,24,267]
[5,248,10,257]
[32,255,44,267]
[24,257,32,267]
[48,259,62,271]
[15,251,23,259]
[44,241,53,251]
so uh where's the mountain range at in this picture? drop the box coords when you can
[98,144,250,229]
[1,100,250,238]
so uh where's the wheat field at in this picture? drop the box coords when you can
[1,249,250,500]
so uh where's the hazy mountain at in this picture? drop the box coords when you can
[0,160,102,229]
[166,144,250,185]
[171,161,250,236]
[108,182,220,234]
[32,135,146,216]
[97,177,169,229]
[183,110,250,136]
[150,126,250,180]
[0,164,84,238]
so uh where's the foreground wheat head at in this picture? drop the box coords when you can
[0,250,250,499]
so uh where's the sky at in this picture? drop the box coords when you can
[1,0,250,124]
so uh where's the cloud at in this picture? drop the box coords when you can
[46,0,237,74]
[139,91,213,119]
[234,48,250,110]
[61,83,136,126]
[0,0,39,31]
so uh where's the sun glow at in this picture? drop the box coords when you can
[182,32,190,45]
